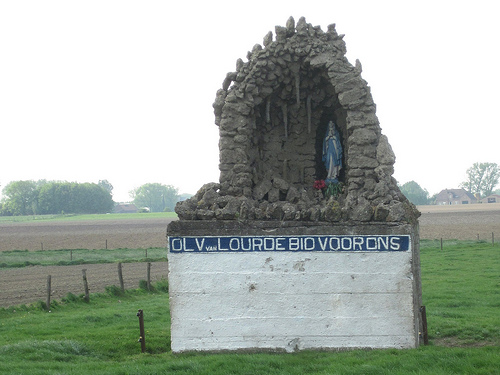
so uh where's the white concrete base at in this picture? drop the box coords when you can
[168,251,418,352]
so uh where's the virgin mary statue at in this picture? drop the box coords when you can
[322,121,343,184]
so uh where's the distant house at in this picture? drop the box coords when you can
[480,194,500,204]
[435,189,477,205]
[113,203,139,213]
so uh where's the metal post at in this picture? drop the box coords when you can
[137,309,146,353]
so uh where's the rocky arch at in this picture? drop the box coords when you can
[177,17,419,224]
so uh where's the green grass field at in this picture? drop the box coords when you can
[0,241,498,374]
[0,247,166,268]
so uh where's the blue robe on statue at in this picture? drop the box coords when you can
[322,121,343,184]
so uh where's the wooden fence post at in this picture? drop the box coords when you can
[137,309,146,353]
[420,306,429,345]
[147,262,151,291]
[493,232,495,246]
[82,269,90,302]
[46,275,51,311]
[118,263,125,292]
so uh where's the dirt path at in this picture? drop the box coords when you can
[0,261,168,308]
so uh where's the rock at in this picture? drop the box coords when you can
[348,155,379,169]
[282,203,296,220]
[296,17,308,34]
[253,179,272,201]
[266,203,283,220]
[286,16,295,36]
[200,188,219,209]
[377,135,396,165]
[197,209,215,220]
[374,204,390,221]
[239,199,254,220]
[349,128,377,146]
[286,186,300,203]
[263,31,273,47]
[275,26,287,41]
[324,198,342,222]
[273,177,290,192]
[308,206,321,221]
[268,188,280,203]
[349,198,373,222]
[221,197,243,219]
[254,206,266,220]
[386,201,406,222]
[222,72,237,91]
[175,201,196,220]
[194,182,220,201]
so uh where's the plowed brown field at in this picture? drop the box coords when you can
[0,218,175,252]
[0,217,174,307]
[1,206,499,308]
[417,203,500,241]
[0,262,168,308]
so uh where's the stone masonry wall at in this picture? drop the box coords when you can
[176,17,420,224]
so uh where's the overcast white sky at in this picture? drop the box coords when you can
[1,0,499,202]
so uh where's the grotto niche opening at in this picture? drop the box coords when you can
[175,16,419,224]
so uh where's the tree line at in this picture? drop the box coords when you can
[2,162,497,215]
[400,162,500,205]
[0,180,183,216]
[0,180,114,216]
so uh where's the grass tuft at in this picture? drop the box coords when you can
[0,340,95,362]
[104,285,125,297]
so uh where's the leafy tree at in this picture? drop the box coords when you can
[0,202,11,216]
[37,182,113,215]
[37,182,70,214]
[130,183,179,212]
[399,181,430,205]
[98,179,114,196]
[460,162,499,198]
[428,193,438,205]
[1,180,113,216]
[71,183,114,214]
[1,180,39,215]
